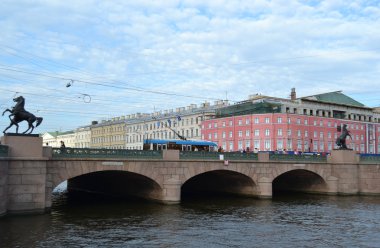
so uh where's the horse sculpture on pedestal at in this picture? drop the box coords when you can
[335,124,352,149]
[2,96,43,134]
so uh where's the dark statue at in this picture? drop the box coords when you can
[335,124,352,149]
[2,96,43,134]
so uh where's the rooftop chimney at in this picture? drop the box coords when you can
[290,88,296,100]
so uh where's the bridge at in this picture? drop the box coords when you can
[1,135,380,216]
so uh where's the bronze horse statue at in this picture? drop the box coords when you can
[335,124,352,149]
[2,96,43,134]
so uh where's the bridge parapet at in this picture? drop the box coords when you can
[359,154,380,164]
[52,148,163,159]
[269,153,327,163]
[179,151,258,160]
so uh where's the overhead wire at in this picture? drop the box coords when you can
[1,42,379,132]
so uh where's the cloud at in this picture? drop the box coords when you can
[0,0,379,131]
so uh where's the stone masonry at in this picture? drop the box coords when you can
[0,135,379,217]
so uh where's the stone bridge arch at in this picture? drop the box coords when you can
[270,164,338,195]
[181,162,262,198]
[45,160,166,208]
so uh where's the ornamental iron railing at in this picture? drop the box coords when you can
[52,148,162,159]
[179,151,258,160]
[269,153,327,162]
[0,145,8,157]
[359,154,380,163]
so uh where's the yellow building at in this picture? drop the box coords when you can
[91,118,126,149]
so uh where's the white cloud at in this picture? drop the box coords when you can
[0,0,379,132]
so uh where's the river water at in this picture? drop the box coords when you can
[1,192,380,248]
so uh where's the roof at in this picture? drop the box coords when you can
[215,101,282,117]
[144,139,217,146]
[40,131,74,137]
[300,91,366,108]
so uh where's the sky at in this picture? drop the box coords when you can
[0,0,379,133]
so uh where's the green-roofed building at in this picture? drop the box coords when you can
[215,89,378,123]
[301,91,365,108]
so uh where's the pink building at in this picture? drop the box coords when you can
[201,90,380,153]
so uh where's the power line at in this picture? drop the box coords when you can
[0,64,225,101]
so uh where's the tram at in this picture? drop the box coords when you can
[143,139,218,151]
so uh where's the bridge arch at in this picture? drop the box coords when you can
[182,169,258,198]
[46,161,165,207]
[272,168,328,195]
[66,170,162,200]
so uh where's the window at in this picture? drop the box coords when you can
[297,140,302,150]
[229,142,234,151]
[254,118,259,124]
[238,141,243,150]
[297,118,301,124]
[287,129,292,136]
[238,120,242,126]
[265,117,270,123]
[304,119,308,125]
[264,140,271,150]
[229,131,233,138]
[278,128,283,136]
[208,123,212,128]
[277,139,283,149]
[297,130,301,137]
[314,131,317,138]
[222,132,226,138]
[313,141,318,152]
[265,129,270,136]
[314,120,317,126]
[277,117,282,123]
[320,120,323,126]
[320,132,324,139]
[222,121,226,127]
[287,118,291,124]
[214,132,218,139]
[214,122,218,128]
[238,131,243,137]
[246,130,250,137]
[328,142,332,151]
[254,140,260,149]
[287,139,292,150]
[305,130,308,137]
[246,140,250,149]
[320,141,324,151]
[229,120,233,126]
[245,118,250,125]
[328,132,331,139]
[208,134,212,139]
[254,129,260,136]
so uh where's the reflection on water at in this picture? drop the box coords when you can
[1,192,380,248]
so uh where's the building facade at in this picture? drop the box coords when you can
[124,101,228,149]
[41,89,379,154]
[91,119,126,149]
[74,126,91,148]
[202,90,380,153]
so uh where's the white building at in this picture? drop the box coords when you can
[124,101,228,149]
[74,126,91,148]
